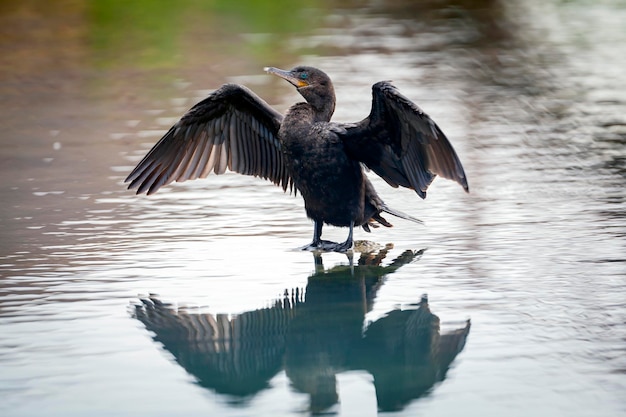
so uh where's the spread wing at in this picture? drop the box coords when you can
[340,81,468,198]
[125,84,293,195]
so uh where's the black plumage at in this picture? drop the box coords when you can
[125,66,469,252]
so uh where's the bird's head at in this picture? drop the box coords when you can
[265,66,336,121]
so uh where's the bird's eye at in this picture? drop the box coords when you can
[300,73,308,80]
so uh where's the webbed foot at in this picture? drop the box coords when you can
[330,239,354,253]
[300,220,354,253]
[299,240,341,252]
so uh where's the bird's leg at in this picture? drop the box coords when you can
[332,221,354,253]
[312,220,323,246]
[299,220,336,251]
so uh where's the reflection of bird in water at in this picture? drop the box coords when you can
[284,247,418,413]
[132,248,470,413]
[125,66,468,252]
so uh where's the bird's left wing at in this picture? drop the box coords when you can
[125,84,293,195]
[339,81,468,198]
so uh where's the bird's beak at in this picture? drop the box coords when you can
[264,67,309,88]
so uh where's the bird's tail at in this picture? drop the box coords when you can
[380,204,424,225]
[363,204,423,232]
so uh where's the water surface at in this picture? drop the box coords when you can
[1,1,625,416]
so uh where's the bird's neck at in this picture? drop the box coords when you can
[298,88,335,122]
[309,98,335,122]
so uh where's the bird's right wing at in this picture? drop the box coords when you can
[125,84,293,195]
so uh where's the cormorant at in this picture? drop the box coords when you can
[125,66,469,252]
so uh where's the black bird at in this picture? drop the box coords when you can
[125,66,469,252]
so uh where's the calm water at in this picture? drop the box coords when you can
[1,1,625,416]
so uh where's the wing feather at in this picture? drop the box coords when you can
[216,128,229,175]
[233,115,245,173]
[200,134,216,179]
[125,84,291,195]
[190,129,210,179]
[179,124,203,180]
[227,115,237,171]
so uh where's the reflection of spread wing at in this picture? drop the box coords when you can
[133,295,299,396]
[437,319,472,369]
[360,296,470,412]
